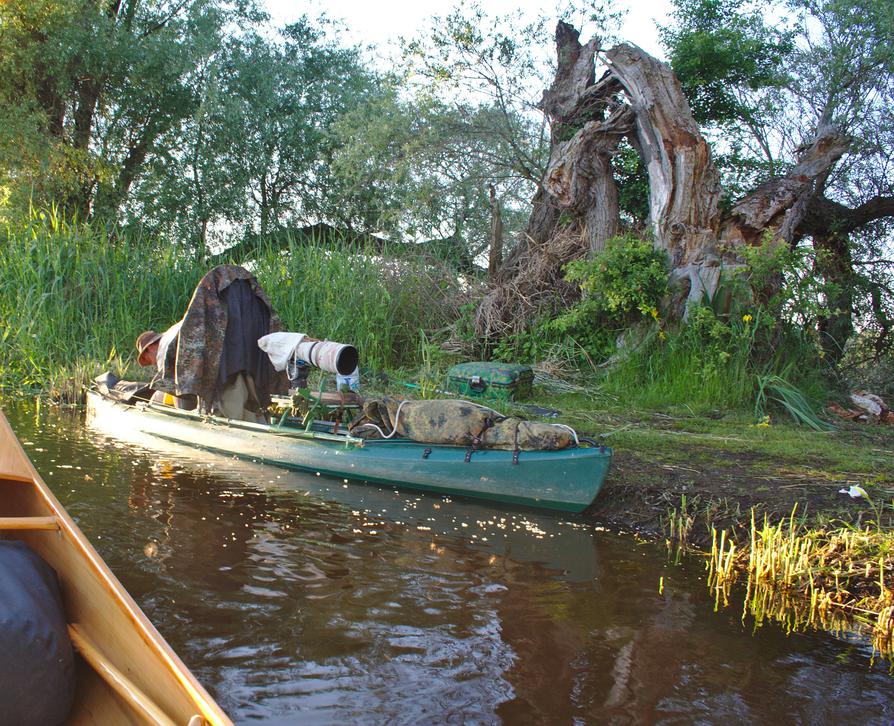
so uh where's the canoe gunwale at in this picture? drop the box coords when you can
[137,399,366,446]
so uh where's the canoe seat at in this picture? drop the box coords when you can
[0,516,59,531]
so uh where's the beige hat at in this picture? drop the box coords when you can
[135,330,162,366]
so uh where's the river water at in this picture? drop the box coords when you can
[5,401,893,724]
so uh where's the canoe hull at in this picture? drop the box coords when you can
[86,391,611,513]
[0,409,232,725]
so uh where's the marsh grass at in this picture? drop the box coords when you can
[0,209,464,398]
[666,494,695,565]
[706,507,894,660]
[0,207,205,398]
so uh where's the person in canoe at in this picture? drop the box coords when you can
[136,265,288,422]
[135,325,197,410]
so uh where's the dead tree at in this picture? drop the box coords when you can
[478,21,851,341]
[487,184,504,282]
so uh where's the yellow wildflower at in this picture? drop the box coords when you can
[742,314,753,323]
[753,414,771,428]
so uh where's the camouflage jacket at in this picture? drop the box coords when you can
[152,265,289,406]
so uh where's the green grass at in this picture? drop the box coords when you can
[509,386,894,480]
[594,315,828,416]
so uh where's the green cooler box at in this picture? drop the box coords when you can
[447,362,533,401]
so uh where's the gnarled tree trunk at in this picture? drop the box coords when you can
[477,21,854,342]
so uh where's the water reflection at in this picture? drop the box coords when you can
[5,401,894,725]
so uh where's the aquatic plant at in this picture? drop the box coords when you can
[706,505,894,660]
[666,494,695,565]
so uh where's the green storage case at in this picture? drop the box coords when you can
[446,362,534,401]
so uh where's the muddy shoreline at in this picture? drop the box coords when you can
[587,445,894,546]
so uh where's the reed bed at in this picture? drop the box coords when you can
[706,506,894,659]
[0,208,204,398]
[0,209,464,399]
[250,235,466,372]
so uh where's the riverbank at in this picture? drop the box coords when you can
[537,391,894,657]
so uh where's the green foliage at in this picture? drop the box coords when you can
[491,236,669,364]
[327,89,531,262]
[0,0,240,220]
[564,235,669,320]
[738,232,831,331]
[599,306,828,416]
[491,322,557,364]
[661,0,794,127]
[600,234,833,417]
[489,233,831,421]
[592,237,830,417]
[612,142,650,227]
[547,235,669,359]
[130,17,379,251]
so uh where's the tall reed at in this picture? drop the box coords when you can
[0,210,464,395]
[0,208,205,393]
[249,233,463,371]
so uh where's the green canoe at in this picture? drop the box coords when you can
[86,390,612,513]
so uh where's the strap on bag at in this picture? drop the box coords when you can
[465,416,494,463]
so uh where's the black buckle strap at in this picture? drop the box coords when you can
[465,417,494,463]
[512,421,521,465]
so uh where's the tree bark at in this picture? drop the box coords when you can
[603,44,722,265]
[813,231,855,364]
[541,105,633,253]
[496,24,629,285]
[487,184,503,281]
[486,24,724,328]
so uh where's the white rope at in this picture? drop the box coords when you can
[353,399,410,440]
[351,422,388,438]
[551,423,580,446]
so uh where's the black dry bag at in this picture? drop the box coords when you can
[0,541,75,726]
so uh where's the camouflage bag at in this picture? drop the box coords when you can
[350,398,573,450]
